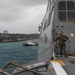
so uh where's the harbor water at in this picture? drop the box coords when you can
[0,41,38,68]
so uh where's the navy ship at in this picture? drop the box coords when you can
[38,0,75,75]
[38,0,75,61]
[0,0,75,75]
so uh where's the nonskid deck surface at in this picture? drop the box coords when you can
[57,56,75,75]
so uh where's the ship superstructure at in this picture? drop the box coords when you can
[38,0,75,75]
[38,0,75,61]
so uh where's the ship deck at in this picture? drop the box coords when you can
[56,56,75,75]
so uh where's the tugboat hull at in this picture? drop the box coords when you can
[23,44,38,46]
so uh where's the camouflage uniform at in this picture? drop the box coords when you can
[55,35,69,57]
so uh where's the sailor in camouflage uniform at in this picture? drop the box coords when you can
[55,31,69,57]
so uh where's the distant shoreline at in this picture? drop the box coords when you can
[0,33,39,43]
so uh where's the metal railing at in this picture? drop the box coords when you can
[38,42,56,60]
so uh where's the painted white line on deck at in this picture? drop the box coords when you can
[51,61,68,75]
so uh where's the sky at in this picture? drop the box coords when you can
[0,0,47,34]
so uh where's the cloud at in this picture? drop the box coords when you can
[0,0,47,33]
[14,0,47,6]
[0,0,24,23]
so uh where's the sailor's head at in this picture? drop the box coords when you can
[60,31,63,35]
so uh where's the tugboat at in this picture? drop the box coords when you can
[23,41,38,46]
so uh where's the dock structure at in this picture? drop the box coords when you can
[0,61,44,75]
[0,69,12,75]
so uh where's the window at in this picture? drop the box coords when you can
[47,10,52,27]
[58,1,75,21]
[59,12,66,21]
[67,1,75,10]
[47,13,51,27]
[58,1,66,10]
[68,11,75,21]
[43,20,47,30]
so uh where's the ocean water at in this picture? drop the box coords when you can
[0,41,38,68]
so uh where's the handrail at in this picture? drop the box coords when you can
[38,45,52,55]
[38,42,55,55]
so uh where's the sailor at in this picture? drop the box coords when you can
[55,31,69,57]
